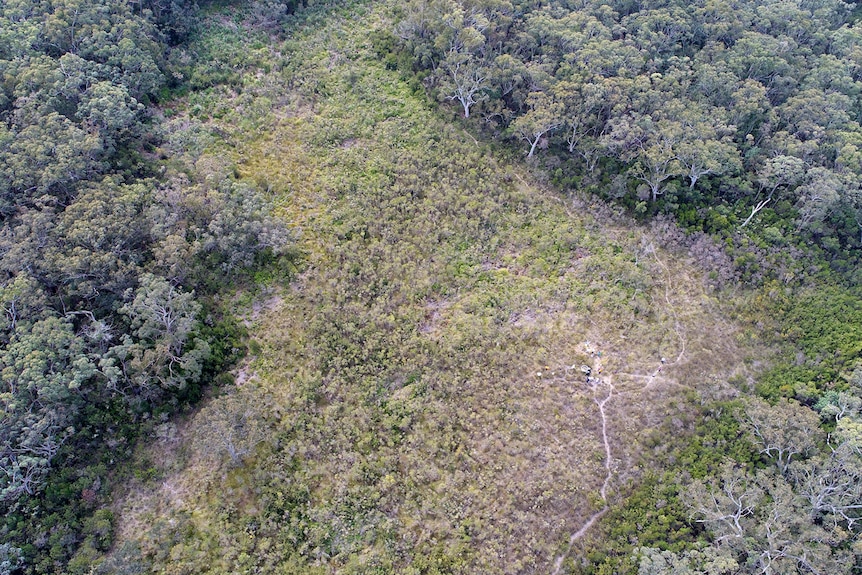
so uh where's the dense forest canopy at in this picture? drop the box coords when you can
[1,0,862,574]
[0,0,293,571]
[397,0,862,279]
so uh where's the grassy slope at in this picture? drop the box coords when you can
[106,2,762,573]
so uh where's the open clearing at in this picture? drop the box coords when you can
[109,3,755,572]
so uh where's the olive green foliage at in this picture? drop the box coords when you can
[391,2,862,571]
[753,284,862,400]
[652,399,862,575]
[583,391,862,575]
[397,0,862,275]
[578,401,756,573]
[0,0,293,572]
[92,0,862,573]
[99,2,774,574]
[3,0,862,574]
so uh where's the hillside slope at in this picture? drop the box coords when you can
[104,3,759,573]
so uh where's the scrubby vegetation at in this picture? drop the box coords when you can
[2,0,862,574]
[395,0,862,279]
[0,0,294,571]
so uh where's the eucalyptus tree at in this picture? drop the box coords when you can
[602,111,685,201]
[673,105,741,191]
[510,89,565,157]
[741,155,806,227]
[744,397,821,474]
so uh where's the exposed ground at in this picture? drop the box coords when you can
[107,3,757,573]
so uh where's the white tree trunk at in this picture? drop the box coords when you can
[528,137,539,157]
[741,197,771,228]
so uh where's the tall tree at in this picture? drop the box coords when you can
[741,155,806,227]
[111,274,209,396]
[440,51,489,118]
[744,397,820,474]
[510,89,564,157]
[602,112,685,201]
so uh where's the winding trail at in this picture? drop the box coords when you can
[596,379,614,501]
[551,376,615,575]
[550,238,691,574]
